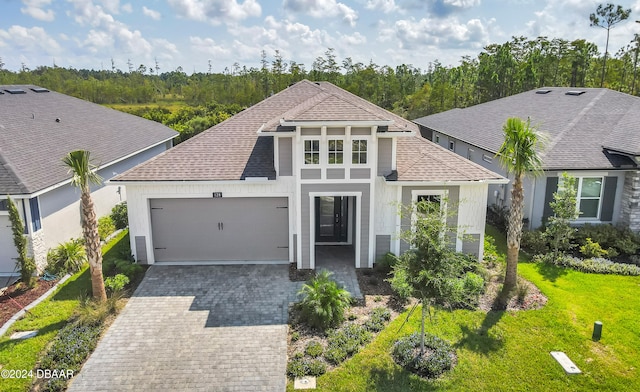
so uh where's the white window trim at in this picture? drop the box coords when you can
[410,190,448,242]
[302,137,321,166]
[351,138,369,165]
[327,137,345,166]
[558,173,606,222]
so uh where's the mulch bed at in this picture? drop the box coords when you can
[289,263,315,282]
[478,263,548,311]
[0,279,58,327]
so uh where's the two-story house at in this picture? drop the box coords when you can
[113,80,506,269]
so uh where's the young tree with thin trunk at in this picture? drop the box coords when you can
[497,118,543,300]
[63,150,107,302]
[6,196,36,287]
[590,3,632,87]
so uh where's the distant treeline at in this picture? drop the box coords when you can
[1,35,638,140]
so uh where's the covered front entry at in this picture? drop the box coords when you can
[315,196,349,243]
[150,197,289,263]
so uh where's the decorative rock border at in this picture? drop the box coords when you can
[0,274,71,338]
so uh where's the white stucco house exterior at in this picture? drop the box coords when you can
[113,80,507,269]
[0,85,178,279]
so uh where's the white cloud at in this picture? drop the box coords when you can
[190,36,232,57]
[365,0,398,14]
[20,0,55,21]
[443,0,480,9]
[67,0,152,56]
[394,16,491,50]
[168,0,261,25]
[283,0,359,27]
[121,3,132,13]
[142,6,161,20]
[0,25,61,54]
[152,38,180,60]
[98,0,121,14]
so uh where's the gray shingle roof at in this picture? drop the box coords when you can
[413,87,640,170]
[115,80,504,183]
[0,85,178,195]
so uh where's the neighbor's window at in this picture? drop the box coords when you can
[577,177,603,219]
[448,140,455,151]
[304,139,320,165]
[328,139,343,164]
[435,135,440,143]
[29,197,41,231]
[352,140,367,164]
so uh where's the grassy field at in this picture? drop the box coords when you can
[301,226,640,392]
[0,231,129,391]
[104,96,187,112]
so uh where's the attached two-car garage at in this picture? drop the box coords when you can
[149,197,289,263]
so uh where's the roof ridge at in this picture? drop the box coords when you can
[540,88,607,159]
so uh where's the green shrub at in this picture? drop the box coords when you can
[324,346,348,365]
[575,224,640,257]
[290,331,300,342]
[46,239,86,275]
[110,202,128,230]
[297,269,352,330]
[483,235,499,265]
[377,252,399,272]
[521,229,548,255]
[104,274,130,293]
[114,258,143,281]
[286,357,307,378]
[580,238,608,258]
[327,324,371,358]
[516,277,529,304]
[487,204,509,232]
[364,307,391,332]
[39,322,103,391]
[447,272,485,309]
[97,215,116,241]
[76,294,122,326]
[534,253,640,276]
[304,341,324,358]
[306,359,327,376]
[392,333,455,378]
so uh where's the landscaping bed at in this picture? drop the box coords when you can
[0,278,58,327]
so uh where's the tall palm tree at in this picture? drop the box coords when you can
[497,118,543,298]
[63,150,107,302]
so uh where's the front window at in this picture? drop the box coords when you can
[577,177,603,219]
[352,140,367,164]
[328,140,343,164]
[29,197,41,231]
[0,199,8,212]
[304,139,320,165]
[416,194,441,214]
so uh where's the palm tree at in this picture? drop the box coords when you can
[63,150,107,302]
[497,118,543,299]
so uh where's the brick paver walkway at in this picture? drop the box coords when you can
[68,265,302,392]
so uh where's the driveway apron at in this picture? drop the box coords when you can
[68,265,302,392]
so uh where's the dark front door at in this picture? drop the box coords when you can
[315,196,348,243]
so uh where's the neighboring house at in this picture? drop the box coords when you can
[0,85,178,278]
[113,80,506,269]
[414,87,640,232]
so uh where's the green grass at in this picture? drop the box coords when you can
[298,226,640,391]
[0,231,129,391]
[104,96,187,112]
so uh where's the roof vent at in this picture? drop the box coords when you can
[30,87,49,93]
[5,89,26,94]
[536,89,552,94]
[566,90,586,96]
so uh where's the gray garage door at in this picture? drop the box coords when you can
[150,197,289,262]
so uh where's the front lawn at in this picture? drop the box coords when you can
[0,230,130,391]
[301,227,640,391]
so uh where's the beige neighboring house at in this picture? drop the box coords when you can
[0,85,178,279]
[113,80,506,269]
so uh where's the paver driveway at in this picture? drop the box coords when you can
[69,265,302,392]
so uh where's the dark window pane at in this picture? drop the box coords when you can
[579,199,599,218]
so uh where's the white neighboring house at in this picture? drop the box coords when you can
[113,80,507,269]
[0,85,178,279]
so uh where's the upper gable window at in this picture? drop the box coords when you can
[449,140,455,151]
[304,140,320,165]
[328,139,343,164]
[352,140,367,164]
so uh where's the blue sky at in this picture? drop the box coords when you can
[1,0,639,74]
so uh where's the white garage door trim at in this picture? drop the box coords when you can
[149,197,289,264]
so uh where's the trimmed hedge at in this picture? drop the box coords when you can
[534,253,640,276]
